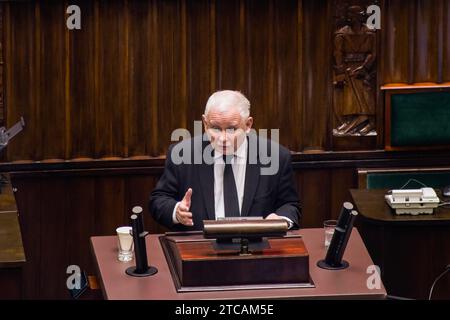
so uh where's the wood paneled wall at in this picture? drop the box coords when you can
[2,0,450,299]
[382,0,450,83]
[4,1,450,161]
[4,0,311,160]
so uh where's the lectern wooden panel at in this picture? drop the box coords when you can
[160,233,310,291]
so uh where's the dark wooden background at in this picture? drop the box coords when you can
[1,0,449,299]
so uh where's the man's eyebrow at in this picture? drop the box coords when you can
[208,121,240,127]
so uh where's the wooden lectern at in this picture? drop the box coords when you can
[159,220,312,292]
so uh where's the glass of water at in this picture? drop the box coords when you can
[323,220,337,250]
[116,226,134,262]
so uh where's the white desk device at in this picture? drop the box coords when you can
[385,187,440,215]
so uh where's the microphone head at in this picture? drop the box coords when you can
[343,202,354,210]
[132,206,143,214]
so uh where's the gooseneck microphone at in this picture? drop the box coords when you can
[318,202,358,270]
[125,206,158,277]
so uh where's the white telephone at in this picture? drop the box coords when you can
[385,187,440,215]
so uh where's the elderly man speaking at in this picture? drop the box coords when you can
[149,90,301,231]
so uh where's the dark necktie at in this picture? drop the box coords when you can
[223,155,240,217]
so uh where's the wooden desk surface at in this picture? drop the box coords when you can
[350,189,450,225]
[90,228,386,300]
[0,181,26,268]
[350,188,450,299]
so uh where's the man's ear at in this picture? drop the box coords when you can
[245,117,253,133]
[202,115,208,131]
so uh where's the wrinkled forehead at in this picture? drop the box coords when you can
[208,102,241,116]
[208,95,242,113]
[206,107,243,126]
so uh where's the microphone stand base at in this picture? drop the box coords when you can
[317,259,349,270]
[125,266,158,277]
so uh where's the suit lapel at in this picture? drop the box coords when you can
[198,140,215,220]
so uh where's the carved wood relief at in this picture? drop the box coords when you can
[332,1,379,138]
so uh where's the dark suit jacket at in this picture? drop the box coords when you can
[149,134,301,231]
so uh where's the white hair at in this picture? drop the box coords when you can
[204,90,250,119]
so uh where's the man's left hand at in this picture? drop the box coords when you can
[266,213,292,229]
[266,213,283,220]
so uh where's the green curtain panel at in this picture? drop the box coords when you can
[391,92,450,146]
